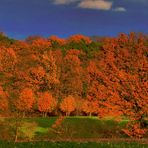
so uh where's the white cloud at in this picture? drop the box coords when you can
[78,0,113,10]
[53,0,113,10]
[113,7,126,12]
[52,0,128,12]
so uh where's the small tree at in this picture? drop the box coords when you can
[15,88,35,117]
[60,95,76,116]
[82,100,98,116]
[38,92,57,117]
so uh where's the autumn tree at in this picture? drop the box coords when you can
[0,86,8,114]
[39,50,59,91]
[19,49,59,92]
[51,50,63,99]
[86,61,121,118]
[25,35,44,44]
[15,88,35,117]
[61,49,83,98]
[0,32,147,139]
[66,34,92,51]
[38,91,57,117]
[49,35,66,47]
[67,34,92,44]
[27,66,46,90]
[82,100,98,116]
[60,95,76,116]
[74,97,84,116]
[31,38,51,50]
[0,46,17,73]
[10,40,39,91]
[97,32,148,137]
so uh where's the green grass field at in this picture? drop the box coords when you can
[0,141,148,148]
[1,116,128,140]
[0,116,148,147]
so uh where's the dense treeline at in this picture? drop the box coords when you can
[0,32,148,137]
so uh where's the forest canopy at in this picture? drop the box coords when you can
[0,32,148,137]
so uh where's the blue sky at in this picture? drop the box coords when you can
[0,0,147,39]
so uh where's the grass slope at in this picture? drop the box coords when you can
[0,116,147,142]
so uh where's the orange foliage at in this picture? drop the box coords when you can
[98,33,148,137]
[31,38,51,49]
[61,49,83,97]
[0,47,17,72]
[82,100,98,116]
[122,122,147,138]
[0,86,8,112]
[0,32,147,138]
[15,88,35,112]
[38,92,57,116]
[51,116,65,129]
[67,34,92,44]
[42,50,59,85]
[28,66,46,89]
[60,95,76,116]
[49,35,66,46]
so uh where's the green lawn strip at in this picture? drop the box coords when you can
[0,117,58,140]
[24,117,58,128]
[1,116,129,140]
[19,117,58,139]
[0,141,147,148]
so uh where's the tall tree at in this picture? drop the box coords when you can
[97,33,148,137]
[61,49,83,97]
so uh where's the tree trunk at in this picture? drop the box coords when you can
[22,111,25,118]
[15,119,19,142]
[14,127,18,142]
[89,112,92,117]
[45,112,47,117]
[66,112,70,116]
